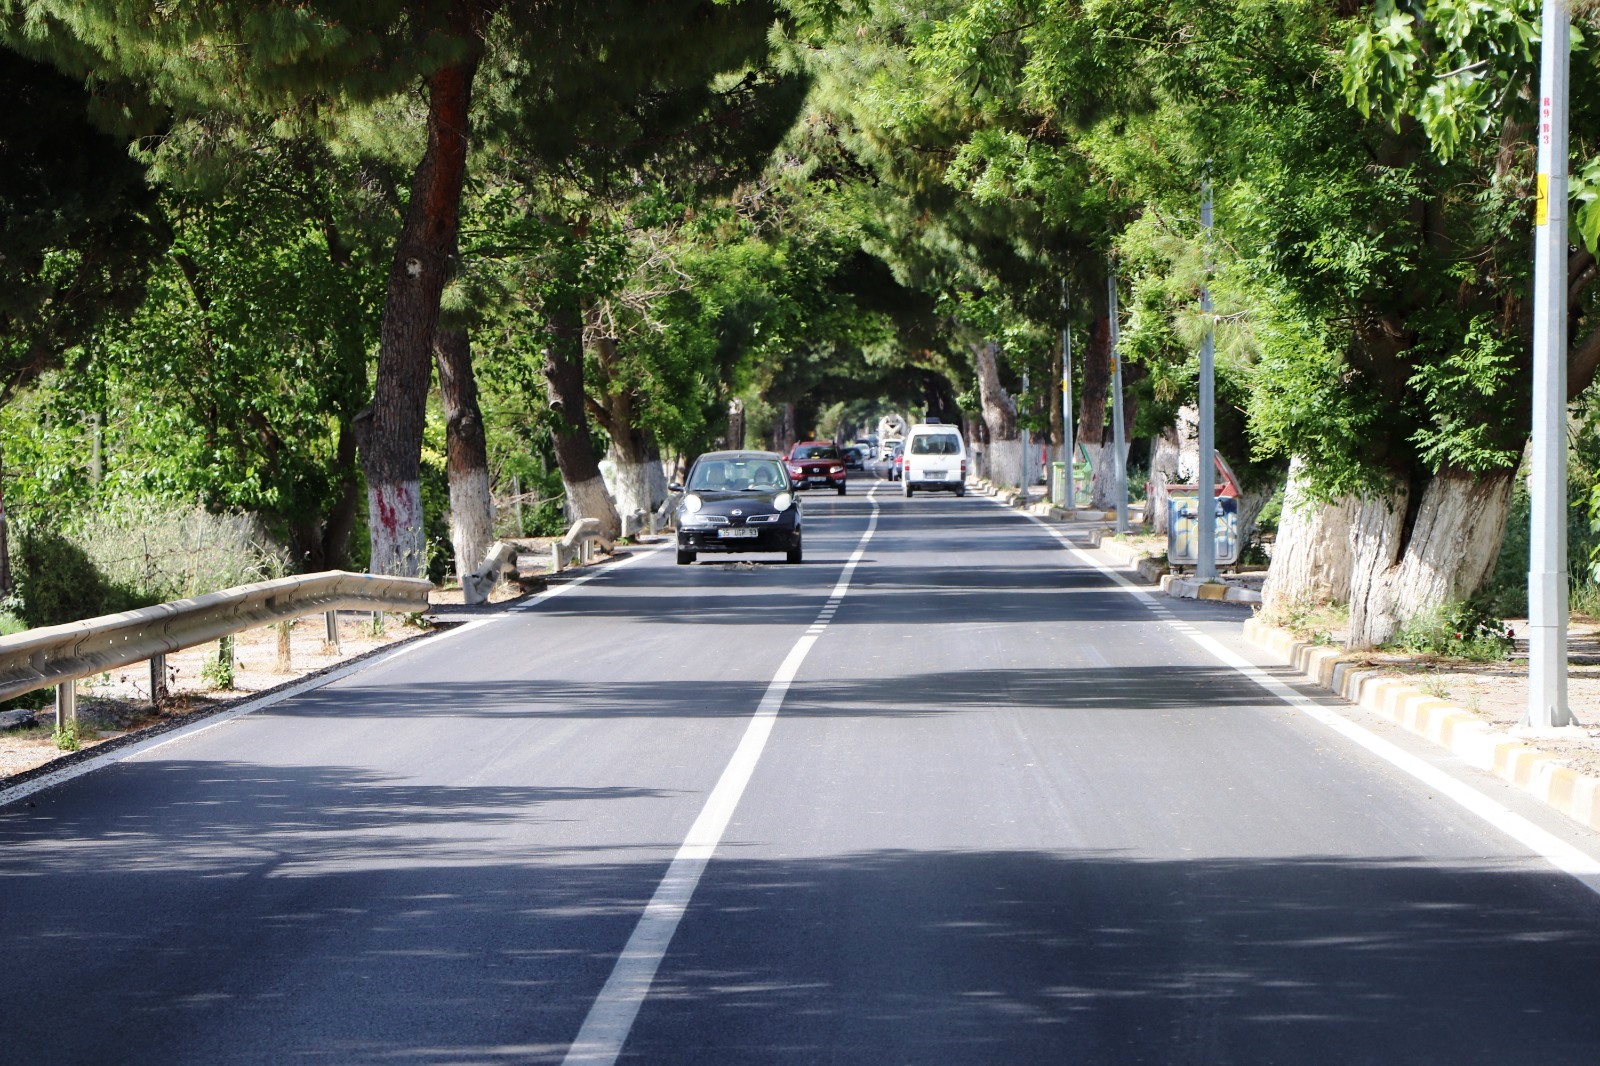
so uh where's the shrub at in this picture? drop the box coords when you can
[71,500,288,604]
[9,523,131,627]
[1389,600,1514,661]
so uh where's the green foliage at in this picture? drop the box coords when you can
[72,500,289,604]
[0,49,165,402]
[201,637,235,691]
[8,523,131,627]
[1387,600,1514,661]
[52,720,80,752]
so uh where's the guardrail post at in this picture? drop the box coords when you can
[276,620,292,673]
[325,610,341,652]
[149,654,168,705]
[55,679,76,731]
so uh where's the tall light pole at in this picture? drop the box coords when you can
[1108,261,1129,534]
[1062,278,1076,511]
[1197,174,1218,582]
[1525,0,1573,729]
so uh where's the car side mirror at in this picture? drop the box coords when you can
[669,482,683,492]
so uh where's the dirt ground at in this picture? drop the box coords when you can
[1340,618,1600,778]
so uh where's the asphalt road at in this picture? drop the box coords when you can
[4,482,1600,1064]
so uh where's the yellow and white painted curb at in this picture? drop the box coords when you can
[1244,618,1600,834]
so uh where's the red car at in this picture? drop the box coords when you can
[786,441,848,495]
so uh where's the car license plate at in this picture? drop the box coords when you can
[717,527,758,539]
[926,469,947,479]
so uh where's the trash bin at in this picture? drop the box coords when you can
[1167,490,1240,566]
[1050,462,1066,504]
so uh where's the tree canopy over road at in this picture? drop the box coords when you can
[5,0,1600,649]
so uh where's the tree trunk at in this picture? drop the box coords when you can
[1261,458,1364,615]
[436,326,495,584]
[604,426,657,517]
[770,402,796,453]
[321,419,362,571]
[644,438,669,510]
[1345,466,1517,649]
[1148,422,1182,536]
[0,438,10,596]
[1048,345,1065,478]
[972,339,1020,485]
[360,59,478,577]
[1077,314,1121,509]
[727,398,745,450]
[543,298,621,540]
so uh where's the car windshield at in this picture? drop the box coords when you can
[688,458,787,492]
[910,434,961,455]
[792,445,838,460]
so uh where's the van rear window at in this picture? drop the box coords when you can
[910,434,960,455]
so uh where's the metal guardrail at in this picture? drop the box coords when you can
[0,571,432,721]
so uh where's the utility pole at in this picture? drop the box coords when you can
[1525,0,1573,729]
[1108,262,1129,534]
[1197,174,1218,581]
[1062,278,1075,511]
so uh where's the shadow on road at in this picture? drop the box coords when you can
[1,820,1597,1064]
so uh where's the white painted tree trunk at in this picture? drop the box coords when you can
[368,480,426,577]
[1345,468,1516,649]
[606,459,656,518]
[984,439,1023,488]
[448,468,495,587]
[564,473,621,541]
[1085,442,1128,510]
[1148,423,1183,536]
[646,453,670,510]
[1261,458,1362,615]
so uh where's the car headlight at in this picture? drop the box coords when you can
[830,465,844,473]
[773,492,792,512]
[683,494,703,513]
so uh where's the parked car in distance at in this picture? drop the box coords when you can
[843,445,867,470]
[901,423,967,496]
[786,441,847,495]
[671,451,802,565]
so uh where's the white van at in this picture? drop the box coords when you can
[901,423,967,496]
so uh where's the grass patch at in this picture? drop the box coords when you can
[1386,601,1513,662]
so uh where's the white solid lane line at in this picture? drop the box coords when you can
[1015,504,1600,900]
[562,490,882,1066]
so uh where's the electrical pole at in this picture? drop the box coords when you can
[1197,174,1218,581]
[1062,278,1075,512]
[1525,0,1573,729]
[1108,262,1129,535]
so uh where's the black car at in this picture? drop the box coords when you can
[672,450,802,565]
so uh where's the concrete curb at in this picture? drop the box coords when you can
[1243,618,1600,834]
[1088,534,1168,584]
[1161,574,1263,605]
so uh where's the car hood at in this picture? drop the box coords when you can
[679,489,792,513]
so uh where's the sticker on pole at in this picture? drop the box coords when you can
[1537,173,1549,227]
